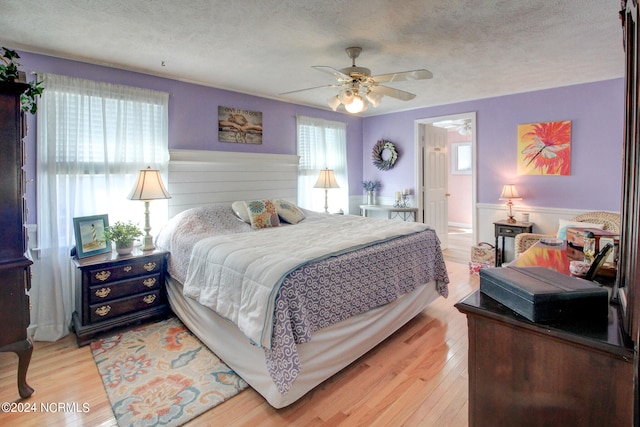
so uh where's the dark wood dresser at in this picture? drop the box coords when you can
[71,248,169,345]
[0,82,34,398]
[456,240,634,426]
[456,291,634,427]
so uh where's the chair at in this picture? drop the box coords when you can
[514,211,621,257]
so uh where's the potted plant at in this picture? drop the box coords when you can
[362,180,382,205]
[103,221,143,255]
[0,47,44,114]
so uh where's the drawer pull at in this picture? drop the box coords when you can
[123,266,132,272]
[95,271,111,282]
[143,278,156,287]
[95,287,111,298]
[143,294,156,304]
[143,262,157,272]
[95,305,111,317]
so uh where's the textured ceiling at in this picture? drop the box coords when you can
[0,0,625,116]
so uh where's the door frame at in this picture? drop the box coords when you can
[414,111,477,245]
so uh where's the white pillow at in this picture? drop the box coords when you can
[557,219,604,240]
[231,201,250,223]
[273,199,306,224]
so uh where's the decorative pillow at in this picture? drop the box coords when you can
[273,199,306,224]
[557,219,604,240]
[244,199,280,229]
[231,201,250,223]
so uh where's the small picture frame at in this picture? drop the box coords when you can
[73,214,112,258]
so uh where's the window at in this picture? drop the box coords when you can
[33,73,169,341]
[451,142,472,174]
[296,115,348,212]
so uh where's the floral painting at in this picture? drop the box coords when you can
[517,120,571,175]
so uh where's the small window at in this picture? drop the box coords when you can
[451,142,472,175]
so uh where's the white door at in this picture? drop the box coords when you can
[421,124,449,249]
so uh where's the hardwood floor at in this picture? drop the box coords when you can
[0,261,478,426]
[442,226,473,265]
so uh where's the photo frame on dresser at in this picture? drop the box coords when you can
[73,214,111,258]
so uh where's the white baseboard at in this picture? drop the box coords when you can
[448,221,472,229]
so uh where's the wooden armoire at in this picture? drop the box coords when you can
[0,81,34,398]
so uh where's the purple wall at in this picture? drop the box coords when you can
[16,50,623,224]
[363,79,624,211]
[16,51,363,223]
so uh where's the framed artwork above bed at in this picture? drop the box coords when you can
[218,106,263,144]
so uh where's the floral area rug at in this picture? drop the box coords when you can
[90,317,248,427]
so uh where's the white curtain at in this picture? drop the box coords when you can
[296,115,349,213]
[34,73,169,341]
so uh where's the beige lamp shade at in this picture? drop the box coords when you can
[128,167,172,201]
[313,169,340,189]
[499,184,522,200]
[128,167,170,251]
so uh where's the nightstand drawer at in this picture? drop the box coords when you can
[89,290,163,323]
[88,259,161,284]
[88,273,161,304]
[496,225,520,236]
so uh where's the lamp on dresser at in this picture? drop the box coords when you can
[314,168,340,213]
[128,167,171,251]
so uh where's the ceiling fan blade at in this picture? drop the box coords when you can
[370,69,433,83]
[312,65,352,81]
[370,85,417,101]
[279,83,339,96]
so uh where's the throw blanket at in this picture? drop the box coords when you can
[183,214,431,348]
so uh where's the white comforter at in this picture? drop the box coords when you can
[182,214,430,348]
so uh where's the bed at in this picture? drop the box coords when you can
[155,150,450,408]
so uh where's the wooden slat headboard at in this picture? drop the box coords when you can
[167,149,299,218]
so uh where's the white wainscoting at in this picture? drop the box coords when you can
[476,203,619,263]
[168,149,299,218]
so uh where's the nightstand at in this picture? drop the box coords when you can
[71,248,169,346]
[493,220,534,266]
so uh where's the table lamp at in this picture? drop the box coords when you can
[499,184,522,224]
[314,169,339,213]
[128,167,171,250]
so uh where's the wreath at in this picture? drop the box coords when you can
[372,140,398,170]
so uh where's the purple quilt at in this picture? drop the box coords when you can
[264,229,448,394]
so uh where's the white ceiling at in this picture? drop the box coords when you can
[0,0,624,116]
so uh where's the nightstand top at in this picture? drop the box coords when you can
[493,219,533,228]
[72,247,167,268]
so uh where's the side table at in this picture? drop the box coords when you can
[493,220,533,266]
[71,248,169,345]
[359,205,418,222]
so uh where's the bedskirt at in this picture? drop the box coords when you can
[166,275,441,408]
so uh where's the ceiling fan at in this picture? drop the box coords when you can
[282,47,433,113]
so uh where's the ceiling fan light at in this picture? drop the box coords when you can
[327,95,341,111]
[345,95,364,113]
[366,91,383,107]
[338,89,354,105]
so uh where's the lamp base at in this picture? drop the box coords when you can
[141,234,155,251]
[141,200,155,251]
[505,200,516,224]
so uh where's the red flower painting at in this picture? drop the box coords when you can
[517,120,571,175]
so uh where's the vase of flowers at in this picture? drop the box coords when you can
[362,180,382,205]
[103,221,143,255]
